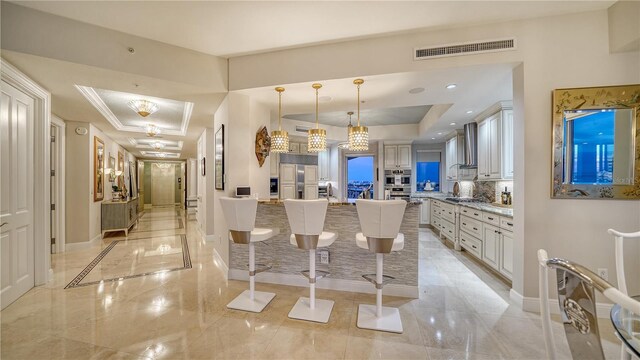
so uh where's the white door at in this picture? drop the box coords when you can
[420,200,430,225]
[500,230,514,280]
[384,145,397,169]
[482,224,500,270]
[304,185,318,200]
[281,185,296,199]
[397,145,411,169]
[1,81,35,309]
[280,164,296,183]
[304,165,318,184]
[151,163,176,206]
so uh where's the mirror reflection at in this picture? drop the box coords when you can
[563,108,635,186]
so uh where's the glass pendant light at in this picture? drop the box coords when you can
[307,83,327,152]
[128,99,159,117]
[349,79,369,151]
[337,111,354,150]
[270,87,289,153]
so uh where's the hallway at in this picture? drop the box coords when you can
[1,211,622,359]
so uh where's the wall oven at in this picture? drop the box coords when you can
[384,169,411,200]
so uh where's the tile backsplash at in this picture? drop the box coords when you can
[474,180,513,204]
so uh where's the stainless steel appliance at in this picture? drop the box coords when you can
[270,178,278,197]
[384,169,411,200]
[296,165,305,199]
[318,181,332,198]
[461,122,478,168]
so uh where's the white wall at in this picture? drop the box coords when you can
[249,99,271,199]
[229,9,640,301]
[196,128,215,238]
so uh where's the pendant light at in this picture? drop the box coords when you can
[270,87,289,153]
[349,79,369,151]
[307,83,327,152]
[128,99,159,117]
[337,111,354,150]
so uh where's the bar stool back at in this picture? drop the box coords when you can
[355,199,406,333]
[284,199,336,323]
[220,197,276,313]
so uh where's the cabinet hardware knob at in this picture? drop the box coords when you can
[463,223,467,226]
[472,245,477,249]
[488,217,494,220]
[494,230,498,233]
[0,222,7,228]
[507,222,513,226]
[473,227,478,230]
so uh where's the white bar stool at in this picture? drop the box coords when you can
[355,199,406,333]
[284,199,337,323]
[220,197,276,313]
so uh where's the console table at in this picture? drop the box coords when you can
[101,197,139,237]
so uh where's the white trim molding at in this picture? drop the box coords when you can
[1,58,52,284]
[228,269,419,298]
[74,85,193,136]
[128,137,184,151]
[64,234,102,252]
[212,248,229,278]
[51,115,66,254]
[510,289,613,319]
[140,151,181,159]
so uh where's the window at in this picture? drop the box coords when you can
[416,151,440,192]
[347,156,374,200]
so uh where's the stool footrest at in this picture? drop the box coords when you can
[362,274,395,289]
[300,270,330,283]
[248,263,272,276]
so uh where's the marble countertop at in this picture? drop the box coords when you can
[411,192,513,218]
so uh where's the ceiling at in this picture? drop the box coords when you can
[284,105,432,127]
[13,1,613,57]
[238,62,514,143]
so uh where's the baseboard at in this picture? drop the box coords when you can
[212,248,229,278]
[144,204,152,209]
[228,269,418,298]
[510,289,613,319]
[65,234,102,252]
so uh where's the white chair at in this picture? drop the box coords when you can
[355,199,406,333]
[284,199,337,323]
[220,197,276,313]
[538,249,640,360]
[608,229,640,360]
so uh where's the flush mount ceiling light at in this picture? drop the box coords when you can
[446,84,457,90]
[152,141,164,150]
[270,87,289,153]
[349,79,369,151]
[145,124,161,137]
[128,99,158,117]
[307,83,327,152]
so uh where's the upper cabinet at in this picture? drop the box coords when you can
[270,153,279,178]
[318,148,331,181]
[384,144,412,169]
[289,142,300,154]
[477,107,513,180]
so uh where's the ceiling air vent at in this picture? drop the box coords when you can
[414,38,516,60]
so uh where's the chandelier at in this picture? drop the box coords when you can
[152,142,164,150]
[270,87,289,153]
[349,79,369,151]
[307,83,327,152]
[128,99,158,117]
[145,124,161,137]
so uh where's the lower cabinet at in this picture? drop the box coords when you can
[482,224,501,271]
[500,230,514,279]
[460,231,482,258]
[281,184,296,199]
[420,200,430,225]
[304,185,318,200]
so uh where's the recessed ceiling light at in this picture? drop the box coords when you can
[319,96,332,102]
[450,122,456,126]
[409,87,425,94]
[437,132,442,135]
[446,84,457,90]
[466,110,473,114]
[431,137,436,140]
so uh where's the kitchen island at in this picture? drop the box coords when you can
[228,201,419,298]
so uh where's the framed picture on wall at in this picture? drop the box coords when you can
[93,137,105,201]
[118,151,125,189]
[108,155,116,182]
[201,157,206,176]
[215,124,225,190]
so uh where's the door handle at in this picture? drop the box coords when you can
[0,222,7,228]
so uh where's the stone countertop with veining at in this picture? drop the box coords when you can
[411,192,513,218]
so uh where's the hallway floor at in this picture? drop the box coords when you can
[1,206,622,359]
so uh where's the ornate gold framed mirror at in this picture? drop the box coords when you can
[551,84,640,199]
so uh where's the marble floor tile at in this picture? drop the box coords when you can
[1,207,625,359]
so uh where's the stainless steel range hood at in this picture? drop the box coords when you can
[461,122,478,168]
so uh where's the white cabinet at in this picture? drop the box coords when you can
[318,149,331,181]
[500,230,514,279]
[446,136,457,180]
[420,200,430,225]
[304,185,318,200]
[281,185,296,199]
[300,143,308,154]
[289,142,300,154]
[477,109,513,180]
[304,165,318,184]
[269,153,279,178]
[280,164,296,183]
[384,144,412,169]
[482,223,500,270]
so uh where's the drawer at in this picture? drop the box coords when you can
[460,231,482,259]
[460,215,483,239]
[440,203,456,224]
[460,206,482,220]
[500,217,514,232]
[431,216,440,230]
[482,212,501,227]
[440,219,456,240]
[432,200,441,209]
